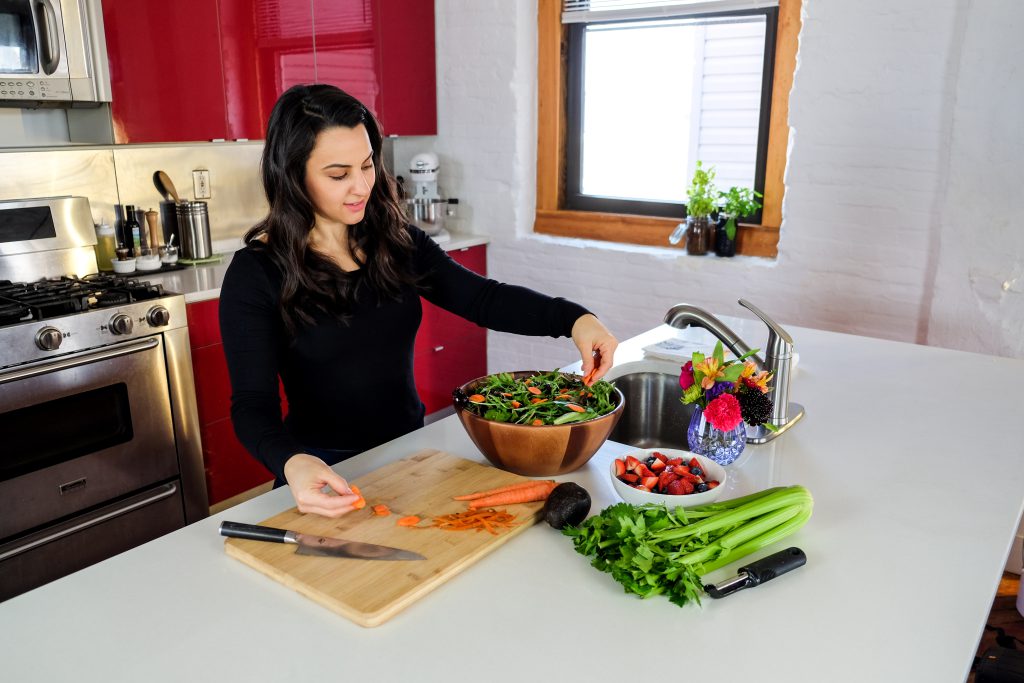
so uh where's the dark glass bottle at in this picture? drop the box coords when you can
[124,205,143,256]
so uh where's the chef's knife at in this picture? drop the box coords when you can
[219,521,426,561]
[704,547,806,599]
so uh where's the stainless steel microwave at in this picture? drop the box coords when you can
[0,0,110,107]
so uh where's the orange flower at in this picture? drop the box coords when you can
[693,356,725,390]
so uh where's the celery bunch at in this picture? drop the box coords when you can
[564,485,813,606]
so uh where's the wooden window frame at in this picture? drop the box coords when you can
[534,0,801,258]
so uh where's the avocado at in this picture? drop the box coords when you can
[542,482,592,529]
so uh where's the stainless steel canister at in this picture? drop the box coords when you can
[176,200,212,260]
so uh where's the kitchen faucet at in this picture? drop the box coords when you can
[663,299,805,443]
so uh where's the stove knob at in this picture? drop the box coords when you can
[109,313,134,335]
[147,305,171,327]
[35,326,63,351]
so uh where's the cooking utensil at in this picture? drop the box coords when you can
[219,521,425,561]
[704,547,807,599]
[154,171,180,203]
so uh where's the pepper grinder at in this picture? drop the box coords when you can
[145,208,161,249]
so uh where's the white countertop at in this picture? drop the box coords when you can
[139,232,490,303]
[3,319,1024,682]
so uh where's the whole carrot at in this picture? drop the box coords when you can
[453,480,556,501]
[467,481,558,509]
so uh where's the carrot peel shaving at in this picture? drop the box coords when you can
[432,508,519,535]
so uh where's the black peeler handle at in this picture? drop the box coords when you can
[738,547,807,587]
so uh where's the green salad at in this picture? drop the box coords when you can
[455,370,618,426]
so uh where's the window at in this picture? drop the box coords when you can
[535,0,801,257]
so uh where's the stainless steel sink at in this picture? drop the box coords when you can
[607,371,695,449]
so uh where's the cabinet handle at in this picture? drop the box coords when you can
[433,345,445,352]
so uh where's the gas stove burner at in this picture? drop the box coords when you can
[95,291,130,307]
[0,302,31,328]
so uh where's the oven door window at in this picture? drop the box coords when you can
[0,1,38,74]
[0,383,133,482]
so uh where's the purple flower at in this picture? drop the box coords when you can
[705,381,734,401]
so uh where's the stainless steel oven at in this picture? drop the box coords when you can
[0,0,110,107]
[0,196,206,601]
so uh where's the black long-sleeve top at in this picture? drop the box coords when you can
[218,226,591,482]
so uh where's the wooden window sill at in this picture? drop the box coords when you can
[534,210,779,258]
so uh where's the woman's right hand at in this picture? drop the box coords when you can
[283,453,362,517]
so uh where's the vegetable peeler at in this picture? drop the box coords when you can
[704,547,807,599]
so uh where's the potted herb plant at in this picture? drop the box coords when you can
[715,186,763,257]
[684,161,717,255]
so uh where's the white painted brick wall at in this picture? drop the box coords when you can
[393,0,1024,379]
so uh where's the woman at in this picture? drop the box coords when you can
[219,84,617,518]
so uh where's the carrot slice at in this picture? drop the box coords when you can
[566,403,585,412]
[527,386,542,395]
[468,394,486,403]
[372,504,391,516]
[396,515,421,526]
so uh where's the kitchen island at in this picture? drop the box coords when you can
[2,317,1023,682]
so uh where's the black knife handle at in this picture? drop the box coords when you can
[738,547,807,587]
[219,521,290,543]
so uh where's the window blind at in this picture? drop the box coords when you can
[562,0,778,24]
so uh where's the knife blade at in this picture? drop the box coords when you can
[219,521,425,561]
[703,547,806,599]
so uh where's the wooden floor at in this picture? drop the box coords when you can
[969,573,1024,681]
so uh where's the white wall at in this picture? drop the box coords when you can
[394,0,1024,377]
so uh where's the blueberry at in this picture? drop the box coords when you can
[646,457,657,467]
[690,466,704,477]
[695,483,709,493]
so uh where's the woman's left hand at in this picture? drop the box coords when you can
[571,314,618,384]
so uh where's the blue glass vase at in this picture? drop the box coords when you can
[687,406,747,465]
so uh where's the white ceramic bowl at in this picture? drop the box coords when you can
[609,448,727,507]
[136,254,162,271]
[111,258,136,274]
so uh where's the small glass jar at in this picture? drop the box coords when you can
[159,245,179,265]
[685,216,712,255]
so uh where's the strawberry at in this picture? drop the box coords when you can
[649,459,667,472]
[678,470,702,484]
[641,476,659,490]
[635,485,652,492]
[679,478,695,495]
[625,455,641,472]
[688,457,702,470]
[636,463,655,478]
[667,457,684,466]
[707,480,720,489]
[652,451,669,463]
[658,471,678,492]
[614,459,627,477]
[666,479,686,496]
[621,472,640,484]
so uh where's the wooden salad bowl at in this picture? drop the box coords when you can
[453,371,625,476]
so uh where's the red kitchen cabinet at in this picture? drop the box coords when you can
[101,0,229,143]
[219,0,316,141]
[102,0,435,142]
[185,299,277,506]
[415,245,488,414]
[312,0,437,136]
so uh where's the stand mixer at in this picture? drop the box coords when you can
[404,152,453,238]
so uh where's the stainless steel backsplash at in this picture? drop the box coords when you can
[0,142,267,242]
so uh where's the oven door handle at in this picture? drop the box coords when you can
[0,337,160,386]
[0,482,180,562]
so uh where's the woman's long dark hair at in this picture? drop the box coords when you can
[246,83,414,333]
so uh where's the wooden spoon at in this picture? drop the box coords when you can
[154,170,180,203]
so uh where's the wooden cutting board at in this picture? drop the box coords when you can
[224,449,547,627]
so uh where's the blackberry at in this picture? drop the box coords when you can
[738,389,773,426]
